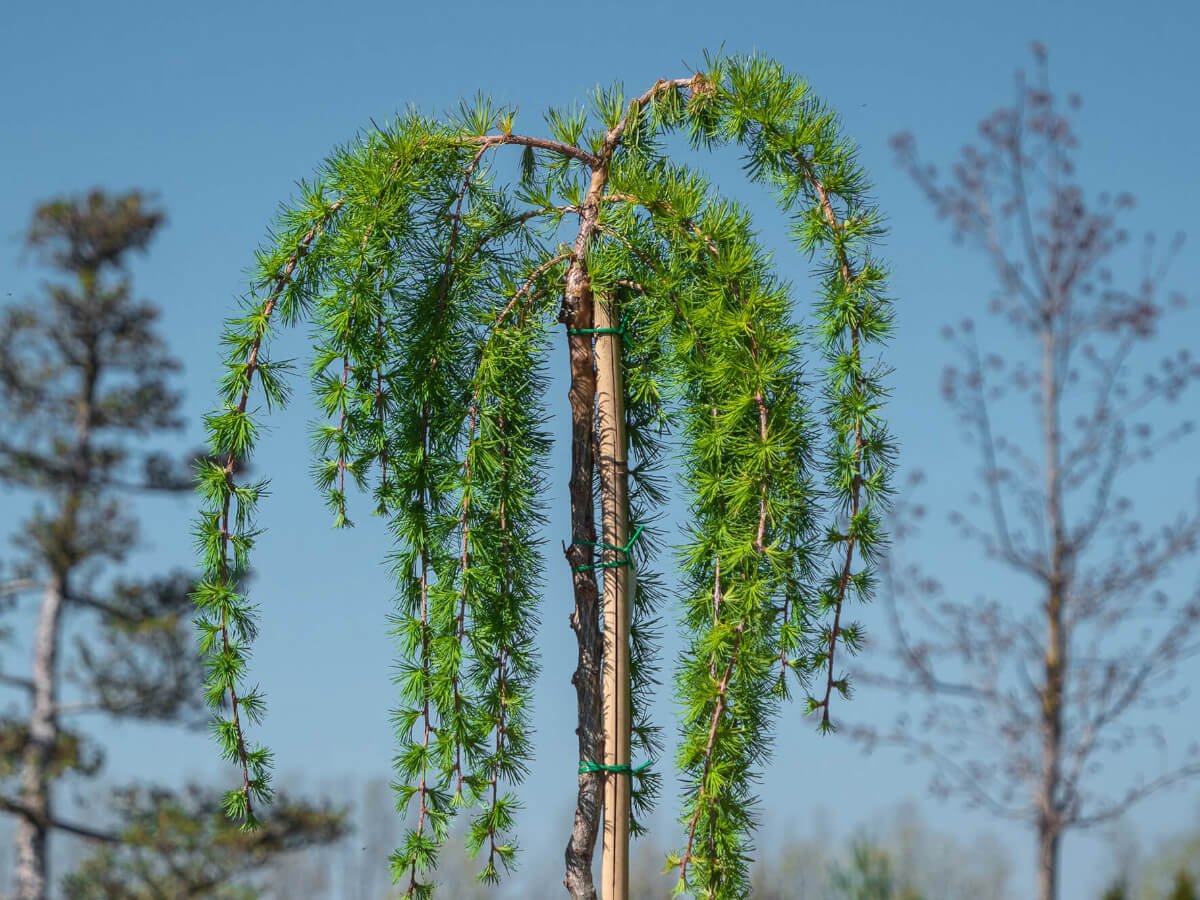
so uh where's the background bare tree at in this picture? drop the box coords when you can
[852,43,1200,900]
[0,190,343,898]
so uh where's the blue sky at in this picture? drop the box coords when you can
[2,0,1199,895]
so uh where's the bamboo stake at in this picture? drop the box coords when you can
[594,293,632,900]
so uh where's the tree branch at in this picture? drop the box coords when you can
[0,673,35,693]
[0,795,121,844]
[0,579,40,598]
[470,133,601,169]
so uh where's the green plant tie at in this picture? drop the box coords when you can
[571,523,645,572]
[567,326,623,335]
[567,312,629,342]
[578,759,652,776]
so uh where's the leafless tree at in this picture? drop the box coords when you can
[852,43,1200,900]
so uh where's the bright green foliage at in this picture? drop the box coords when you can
[195,52,894,898]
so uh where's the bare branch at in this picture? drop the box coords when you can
[0,673,35,693]
[1071,760,1200,830]
[0,579,39,598]
[470,133,601,169]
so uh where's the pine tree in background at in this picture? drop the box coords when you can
[0,190,345,899]
[60,785,342,899]
[193,52,895,899]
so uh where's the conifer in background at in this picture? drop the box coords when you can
[0,190,344,899]
[194,52,895,899]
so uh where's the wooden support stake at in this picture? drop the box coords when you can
[594,294,632,900]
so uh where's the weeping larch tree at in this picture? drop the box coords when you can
[193,53,895,899]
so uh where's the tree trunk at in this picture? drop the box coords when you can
[594,294,632,900]
[1037,325,1066,900]
[14,574,65,900]
[1037,576,1066,900]
[1036,820,1060,900]
[561,166,609,900]
[15,304,93,899]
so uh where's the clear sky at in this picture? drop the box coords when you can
[2,0,1199,896]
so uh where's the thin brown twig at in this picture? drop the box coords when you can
[488,413,513,875]
[498,252,571,326]
[452,395,481,797]
[793,153,867,728]
[376,314,388,488]
[679,623,745,886]
[337,355,350,504]
[471,133,601,169]
[748,328,772,555]
[408,406,433,895]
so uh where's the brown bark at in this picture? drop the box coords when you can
[561,165,609,900]
[1037,583,1065,900]
[1036,821,1061,900]
[1037,578,1065,900]
[1037,327,1067,900]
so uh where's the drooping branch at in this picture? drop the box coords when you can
[792,153,871,730]
[678,623,744,886]
[198,197,344,824]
